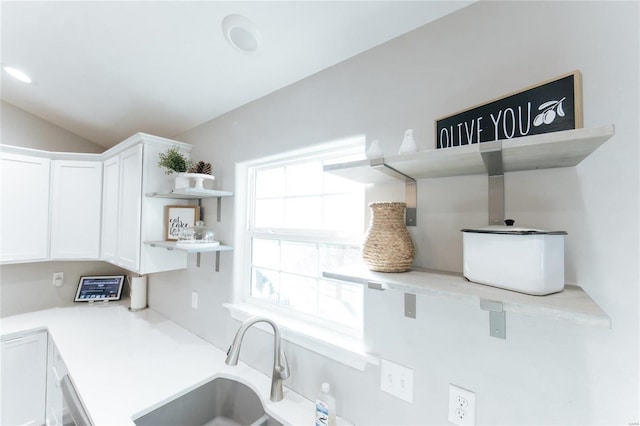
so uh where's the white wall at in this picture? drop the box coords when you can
[0,101,128,317]
[0,100,104,152]
[155,1,635,424]
[0,261,129,317]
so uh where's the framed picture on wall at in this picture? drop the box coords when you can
[164,205,200,241]
[435,70,583,149]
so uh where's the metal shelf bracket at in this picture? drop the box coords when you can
[480,299,506,339]
[367,282,415,319]
[480,142,505,226]
[196,252,221,271]
[370,158,417,226]
[367,281,387,291]
[404,293,416,319]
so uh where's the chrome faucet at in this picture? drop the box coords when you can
[225,316,290,402]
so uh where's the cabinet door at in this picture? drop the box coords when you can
[138,144,188,274]
[1,331,48,426]
[0,153,50,263]
[45,337,68,426]
[101,155,120,263]
[50,160,103,259]
[117,144,143,271]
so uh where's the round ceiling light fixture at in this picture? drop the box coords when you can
[221,14,261,54]
[3,66,32,83]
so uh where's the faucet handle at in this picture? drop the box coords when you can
[279,349,290,380]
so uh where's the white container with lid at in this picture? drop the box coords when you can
[461,220,567,295]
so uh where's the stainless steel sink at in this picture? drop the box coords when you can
[134,377,283,426]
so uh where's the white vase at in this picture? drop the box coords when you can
[366,139,384,159]
[398,129,418,155]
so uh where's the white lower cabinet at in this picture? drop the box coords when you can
[0,152,50,263]
[50,160,103,260]
[45,336,69,426]
[0,330,48,426]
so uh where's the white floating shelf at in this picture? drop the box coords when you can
[323,159,399,184]
[324,125,615,182]
[146,188,233,199]
[144,241,233,271]
[323,264,610,330]
[144,241,233,253]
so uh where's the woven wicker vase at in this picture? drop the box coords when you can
[362,202,415,272]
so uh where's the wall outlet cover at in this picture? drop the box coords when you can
[52,272,63,287]
[448,384,476,426]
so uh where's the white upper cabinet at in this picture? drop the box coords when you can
[101,144,143,271]
[50,160,103,259]
[100,135,190,274]
[101,155,120,263]
[0,152,50,263]
[137,143,190,274]
[1,133,198,273]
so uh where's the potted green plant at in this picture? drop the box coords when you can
[157,146,192,175]
[158,147,215,190]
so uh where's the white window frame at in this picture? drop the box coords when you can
[228,137,378,370]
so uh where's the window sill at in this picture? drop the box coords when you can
[223,302,379,371]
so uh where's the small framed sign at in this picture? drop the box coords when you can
[165,205,200,241]
[435,71,583,149]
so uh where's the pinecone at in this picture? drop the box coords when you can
[200,162,212,175]
[188,161,213,175]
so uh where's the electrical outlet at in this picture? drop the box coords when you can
[380,359,414,403]
[191,291,198,309]
[52,272,63,287]
[448,384,476,425]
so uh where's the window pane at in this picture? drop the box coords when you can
[254,198,284,228]
[286,162,322,196]
[323,193,364,232]
[318,280,363,328]
[256,168,285,198]
[284,196,322,229]
[251,268,280,302]
[324,172,362,194]
[281,241,318,276]
[248,147,365,332]
[280,273,318,314]
[252,239,280,269]
[319,244,361,271]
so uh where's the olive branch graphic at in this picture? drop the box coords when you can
[533,97,566,126]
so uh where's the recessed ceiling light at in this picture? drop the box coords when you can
[3,66,32,83]
[221,14,261,54]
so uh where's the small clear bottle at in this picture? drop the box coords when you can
[315,382,336,426]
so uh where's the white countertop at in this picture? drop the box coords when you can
[0,302,324,426]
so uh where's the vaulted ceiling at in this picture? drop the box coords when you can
[1,1,473,147]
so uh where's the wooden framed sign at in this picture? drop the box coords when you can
[435,71,583,149]
[164,205,200,241]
